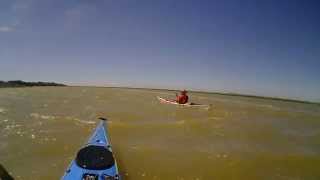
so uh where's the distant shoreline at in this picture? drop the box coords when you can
[0,80,66,88]
[69,85,320,105]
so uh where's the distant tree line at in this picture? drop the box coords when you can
[0,80,66,88]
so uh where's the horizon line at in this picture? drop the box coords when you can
[1,80,318,104]
[65,83,320,105]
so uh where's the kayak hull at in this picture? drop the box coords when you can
[157,96,210,108]
[62,118,120,180]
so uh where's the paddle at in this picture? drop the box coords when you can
[0,164,14,180]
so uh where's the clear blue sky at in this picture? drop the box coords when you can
[0,0,319,102]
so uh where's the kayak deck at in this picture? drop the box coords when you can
[61,118,120,180]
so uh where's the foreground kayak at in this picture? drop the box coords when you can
[62,118,120,180]
[157,96,211,108]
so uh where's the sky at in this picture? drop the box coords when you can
[0,0,319,102]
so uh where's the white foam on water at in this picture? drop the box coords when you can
[207,117,223,121]
[76,119,96,124]
[4,124,22,131]
[0,108,7,114]
[40,115,56,120]
[130,146,139,150]
[175,120,185,125]
[66,116,96,124]
[30,113,56,120]
[30,113,40,118]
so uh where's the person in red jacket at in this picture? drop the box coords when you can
[176,90,189,104]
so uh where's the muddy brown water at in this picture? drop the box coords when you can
[0,87,319,179]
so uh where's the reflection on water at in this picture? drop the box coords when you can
[0,87,320,179]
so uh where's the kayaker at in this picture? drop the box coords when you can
[176,90,189,104]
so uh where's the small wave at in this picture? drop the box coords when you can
[130,146,139,150]
[208,117,224,121]
[255,104,281,111]
[0,119,9,123]
[66,116,96,124]
[4,124,22,131]
[30,113,56,120]
[30,113,41,118]
[0,108,7,114]
[175,120,185,125]
[75,119,96,124]
[41,115,56,120]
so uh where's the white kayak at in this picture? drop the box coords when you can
[157,96,211,108]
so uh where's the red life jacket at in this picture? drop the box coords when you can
[177,95,188,104]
